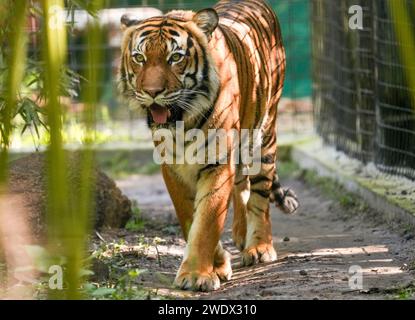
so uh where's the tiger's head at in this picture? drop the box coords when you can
[119,9,220,128]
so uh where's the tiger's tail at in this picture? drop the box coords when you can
[269,175,299,214]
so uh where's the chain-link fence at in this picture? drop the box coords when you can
[313,0,415,180]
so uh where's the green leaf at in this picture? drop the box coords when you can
[128,268,147,279]
[82,282,97,292]
[91,287,116,297]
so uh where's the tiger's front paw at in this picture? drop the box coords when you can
[241,243,277,267]
[174,268,220,292]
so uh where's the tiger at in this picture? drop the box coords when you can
[119,0,299,291]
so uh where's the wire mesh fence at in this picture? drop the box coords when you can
[312,0,415,180]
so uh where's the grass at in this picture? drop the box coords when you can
[299,167,365,211]
[97,149,159,178]
[82,268,151,300]
[396,287,414,300]
[278,158,364,210]
[277,160,300,180]
[125,203,145,232]
[23,238,157,300]
[84,229,177,300]
[9,148,160,179]
[383,283,415,300]
[295,162,415,236]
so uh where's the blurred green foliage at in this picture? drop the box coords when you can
[0,5,85,150]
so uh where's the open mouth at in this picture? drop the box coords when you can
[149,103,171,124]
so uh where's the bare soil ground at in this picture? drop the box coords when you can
[95,172,415,300]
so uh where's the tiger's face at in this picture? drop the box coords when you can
[119,9,220,127]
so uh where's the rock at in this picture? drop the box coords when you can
[299,270,308,276]
[6,152,132,239]
[283,236,290,242]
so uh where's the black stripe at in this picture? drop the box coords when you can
[251,189,271,198]
[187,36,194,49]
[168,29,180,37]
[120,55,127,93]
[135,24,164,30]
[197,163,221,180]
[170,38,179,52]
[235,178,247,185]
[262,134,276,149]
[200,46,209,90]
[249,204,266,216]
[140,30,153,37]
[271,179,281,190]
[250,175,271,185]
[197,83,210,96]
[185,47,199,83]
[261,154,275,164]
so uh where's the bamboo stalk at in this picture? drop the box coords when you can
[41,0,73,299]
[42,0,103,299]
[71,0,103,299]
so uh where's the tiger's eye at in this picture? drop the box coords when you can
[170,53,183,63]
[133,53,145,64]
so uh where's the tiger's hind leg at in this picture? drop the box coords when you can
[240,143,300,265]
[242,183,276,266]
[241,133,277,266]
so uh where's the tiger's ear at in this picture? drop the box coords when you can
[120,13,141,30]
[192,9,218,37]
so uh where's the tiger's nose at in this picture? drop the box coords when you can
[143,87,164,98]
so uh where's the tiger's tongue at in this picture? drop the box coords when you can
[150,104,169,124]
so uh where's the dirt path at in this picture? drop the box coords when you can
[109,173,415,300]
